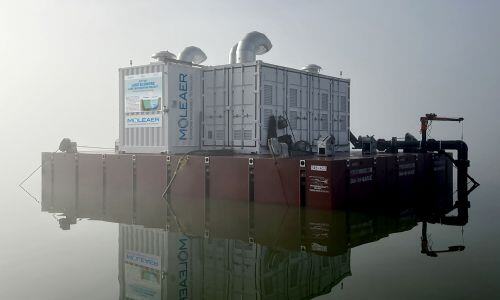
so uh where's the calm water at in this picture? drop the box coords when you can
[0,151,499,300]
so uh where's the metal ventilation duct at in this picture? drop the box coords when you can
[151,50,177,63]
[301,64,322,74]
[236,31,272,63]
[178,46,207,64]
[228,43,238,64]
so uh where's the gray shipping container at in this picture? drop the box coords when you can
[202,61,350,154]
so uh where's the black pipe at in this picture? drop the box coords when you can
[426,139,468,161]
[426,139,470,190]
[352,130,472,192]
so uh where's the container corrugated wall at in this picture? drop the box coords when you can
[118,224,168,299]
[118,225,351,299]
[119,64,167,151]
[202,62,350,154]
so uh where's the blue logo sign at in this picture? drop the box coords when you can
[178,73,189,141]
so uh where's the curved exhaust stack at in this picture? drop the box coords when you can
[236,31,272,63]
[178,46,207,65]
[151,50,176,63]
[228,43,238,64]
[301,64,322,74]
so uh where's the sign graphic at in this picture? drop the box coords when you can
[124,72,163,114]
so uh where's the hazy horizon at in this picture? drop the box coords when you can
[0,2,499,298]
[1,0,499,186]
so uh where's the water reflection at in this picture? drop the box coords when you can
[41,166,470,299]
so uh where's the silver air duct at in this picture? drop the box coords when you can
[151,50,177,63]
[228,43,238,64]
[236,31,272,63]
[301,64,322,74]
[178,46,207,64]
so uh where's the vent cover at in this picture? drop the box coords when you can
[263,85,273,105]
[289,88,298,107]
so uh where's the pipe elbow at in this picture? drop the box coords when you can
[178,46,207,64]
[228,43,238,64]
[236,31,272,63]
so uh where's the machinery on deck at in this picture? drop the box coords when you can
[350,113,478,193]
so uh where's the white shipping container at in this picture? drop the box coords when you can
[118,62,203,154]
[202,61,350,154]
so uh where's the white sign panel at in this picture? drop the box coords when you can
[125,113,162,128]
[124,250,162,300]
[125,72,163,113]
[125,250,161,271]
[311,165,327,172]
[125,263,161,300]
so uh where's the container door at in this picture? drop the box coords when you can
[121,64,166,152]
[309,75,322,143]
[338,81,350,146]
[286,71,308,143]
[318,78,332,138]
[259,66,286,149]
[203,68,228,147]
[332,80,340,147]
[298,73,310,143]
[230,65,258,149]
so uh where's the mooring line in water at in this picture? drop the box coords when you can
[18,149,60,205]
[18,164,42,187]
[19,184,40,204]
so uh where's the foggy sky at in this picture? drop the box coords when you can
[1,0,499,183]
[0,1,499,298]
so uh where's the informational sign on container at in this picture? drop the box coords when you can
[124,250,161,300]
[124,72,163,128]
[125,113,163,128]
[168,68,195,147]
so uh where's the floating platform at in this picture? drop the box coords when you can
[41,151,453,212]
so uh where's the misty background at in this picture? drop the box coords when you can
[0,1,499,299]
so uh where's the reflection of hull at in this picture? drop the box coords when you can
[40,150,453,256]
[41,151,453,211]
[41,174,421,258]
[118,224,351,300]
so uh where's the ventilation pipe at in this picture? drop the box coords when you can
[151,50,176,63]
[236,31,272,63]
[178,46,207,64]
[301,64,322,74]
[228,43,238,64]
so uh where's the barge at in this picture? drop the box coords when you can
[41,31,477,211]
